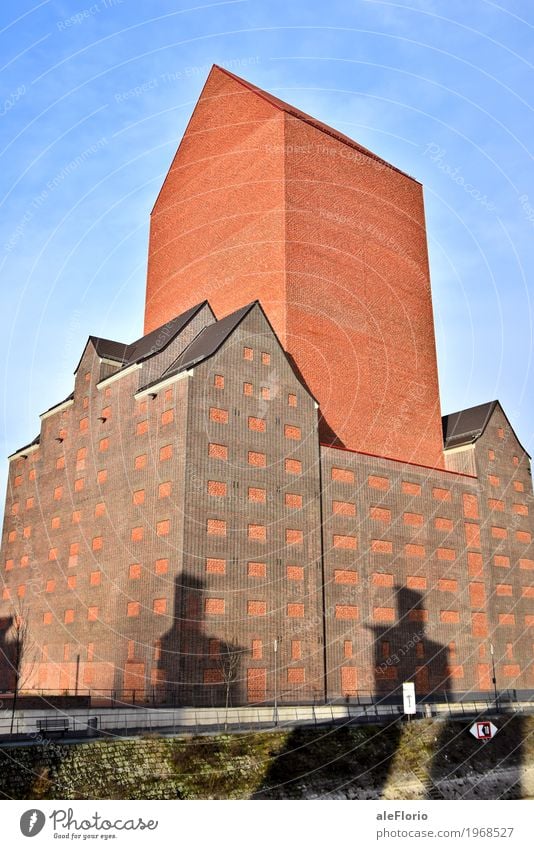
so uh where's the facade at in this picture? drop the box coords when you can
[0,67,533,707]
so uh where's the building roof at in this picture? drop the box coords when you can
[122,301,211,365]
[158,302,257,382]
[89,337,129,364]
[442,401,498,450]
[442,400,531,458]
[8,434,40,460]
[139,299,319,404]
[74,301,210,374]
[212,65,417,183]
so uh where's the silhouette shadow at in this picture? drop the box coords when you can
[153,573,247,707]
[0,615,15,692]
[366,585,450,798]
[111,573,246,707]
[254,585,451,799]
[369,586,450,701]
[427,714,527,799]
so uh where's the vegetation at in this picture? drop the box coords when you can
[0,715,532,800]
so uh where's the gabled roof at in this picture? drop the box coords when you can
[159,302,257,381]
[122,301,212,365]
[212,65,417,183]
[139,299,318,402]
[40,391,75,417]
[139,302,257,391]
[74,301,211,374]
[442,401,498,450]
[9,434,40,460]
[442,400,531,458]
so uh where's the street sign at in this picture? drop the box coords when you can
[402,681,416,715]
[470,720,498,740]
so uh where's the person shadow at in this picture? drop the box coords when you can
[367,585,451,799]
[154,573,246,710]
[0,615,15,693]
[111,572,246,710]
[254,585,451,799]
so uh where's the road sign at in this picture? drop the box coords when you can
[402,681,416,715]
[470,720,498,740]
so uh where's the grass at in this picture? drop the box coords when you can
[1,715,533,799]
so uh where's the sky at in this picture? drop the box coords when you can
[0,0,533,497]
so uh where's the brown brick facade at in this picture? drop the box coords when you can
[145,65,444,467]
[0,69,533,707]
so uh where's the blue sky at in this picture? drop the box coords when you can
[1,0,533,495]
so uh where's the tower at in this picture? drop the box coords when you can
[146,65,444,468]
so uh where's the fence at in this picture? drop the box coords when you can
[1,695,534,742]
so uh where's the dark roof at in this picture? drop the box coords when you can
[442,401,498,450]
[122,302,211,365]
[75,302,210,374]
[144,302,257,388]
[139,300,320,403]
[90,337,128,363]
[43,391,75,415]
[212,65,417,183]
[9,434,40,459]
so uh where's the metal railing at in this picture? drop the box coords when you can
[1,693,533,743]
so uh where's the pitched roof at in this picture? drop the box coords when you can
[89,337,129,364]
[142,302,257,389]
[442,401,498,450]
[442,400,531,458]
[212,65,417,183]
[9,434,40,460]
[75,301,210,373]
[139,300,319,403]
[122,301,211,365]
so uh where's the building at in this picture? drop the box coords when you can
[0,66,532,707]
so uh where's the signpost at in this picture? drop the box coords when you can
[470,720,498,741]
[402,682,416,716]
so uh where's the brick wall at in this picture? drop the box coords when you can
[1,333,533,706]
[145,66,444,466]
[320,404,534,701]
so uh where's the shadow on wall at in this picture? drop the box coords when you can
[153,573,247,707]
[284,352,344,447]
[366,585,450,797]
[369,586,450,702]
[0,616,15,692]
[255,585,452,798]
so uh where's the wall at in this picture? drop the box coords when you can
[145,67,287,339]
[145,66,444,465]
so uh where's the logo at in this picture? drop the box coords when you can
[20,809,46,837]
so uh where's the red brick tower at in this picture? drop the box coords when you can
[146,65,444,467]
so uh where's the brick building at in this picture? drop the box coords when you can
[1,66,533,706]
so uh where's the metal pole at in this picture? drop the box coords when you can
[490,643,499,711]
